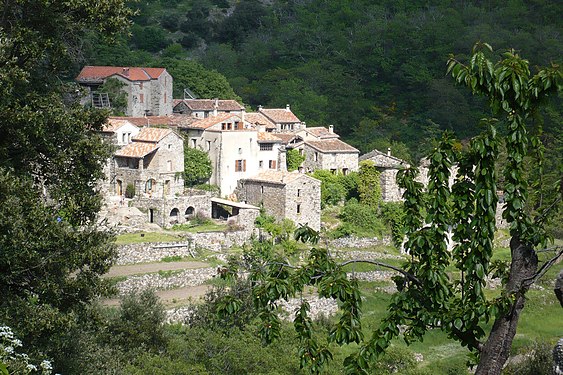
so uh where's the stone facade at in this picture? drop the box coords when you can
[173,98,245,118]
[301,140,359,174]
[133,191,213,227]
[112,128,185,198]
[76,66,173,116]
[180,114,284,195]
[360,148,410,202]
[236,171,322,231]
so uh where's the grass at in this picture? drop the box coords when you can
[115,231,183,245]
[170,221,228,233]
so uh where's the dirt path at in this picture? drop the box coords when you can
[102,284,211,307]
[104,261,210,278]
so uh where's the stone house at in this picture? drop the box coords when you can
[359,148,410,202]
[76,66,173,117]
[113,127,184,198]
[101,118,140,146]
[244,112,277,132]
[179,113,284,195]
[258,104,305,132]
[301,139,359,174]
[236,171,322,231]
[173,98,245,118]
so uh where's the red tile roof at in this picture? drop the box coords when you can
[131,127,173,143]
[115,142,158,158]
[101,118,137,133]
[187,113,242,130]
[175,99,244,111]
[306,139,359,153]
[302,127,339,139]
[76,66,166,83]
[245,112,276,129]
[271,133,301,145]
[109,115,197,128]
[259,108,301,123]
[257,132,282,143]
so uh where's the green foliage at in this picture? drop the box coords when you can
[97,77,128,115]
[502,340,555,375]
[310,170,355,207]
[184,145,213,187]
[379,202,406,248]
[358,160,382,209]
[336,199,386,238]
[109,290,168,353]
[125,182,136,198]
[286,148,306,171]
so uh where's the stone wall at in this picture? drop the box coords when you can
[133,192,213,227]
[380,168,404,202]
[284,177,321,231]
[116,230,256,264]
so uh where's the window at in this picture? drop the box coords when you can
[145,179,156,193]
[168,144,171,149]
[297,189,301,197]
[314,152,319,161]
[261,185,264,194]
[260,143,273,151]
[235,159,246,172]
[140,82,143,89]
[139,93,144,103]
[342,168,349,175]
[269,160,277,169]
[297,204,301,214]
[167,160,172,171]
[259,160,263,168]
[234,121,240,130]
[191,139,197,148]
[207,140,211,151]
[121,133,126,143]
[221,123,226,130]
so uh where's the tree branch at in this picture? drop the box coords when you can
[339,259,421,285]
[534,196,562,224]
[522,246,563,288]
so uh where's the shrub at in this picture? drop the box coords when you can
[286,148,305,171]
[125,183,135,198]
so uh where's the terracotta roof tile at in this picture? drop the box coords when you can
[244,112,276,129]
[176,99,244,111]
[76,66,166,83]
[131,127,173,143]
[187,113,242,130]
[306,139,359,153]
[102,118,137,133]
[110,115,196,128]
[272,133,299,145]
[259,108,301,123]
[115,142,158,158]
[257,132,282,143]
[303,127,339,139]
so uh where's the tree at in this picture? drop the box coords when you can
[286,148,305,171]
[184,145,213,187]
[357,160,382,209]
[215,44,562,375]
[0,0,133,368]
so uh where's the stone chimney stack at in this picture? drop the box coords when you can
[285,104,290,111]
[328,125,334,133]
[122,67,129,76]
[258,105,263,111]
[387,147,391,156]
[213,98,218,117]
[241,107,245,122]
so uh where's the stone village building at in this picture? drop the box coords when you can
[359,148,409,202]
[236,171,322,231]
[76,66,173,117]
[173,98,245,118]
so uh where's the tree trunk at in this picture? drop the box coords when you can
[475,236,538,375]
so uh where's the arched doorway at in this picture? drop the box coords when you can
[185,206,195,220]
[169,208,179,224]
[116,180,123,196]
[145,178,156,194]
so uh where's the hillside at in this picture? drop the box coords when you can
[83,0,562,161]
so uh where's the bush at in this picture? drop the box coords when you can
[125,183,135,198]
[338,199,386,237]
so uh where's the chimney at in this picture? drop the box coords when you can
[122,67,129,76]
[258,105,263,111]
[387,147,391,156]
[328,125,334,133]
[285,104,290,112]
[257,124,265,133]
[241,108,245,122]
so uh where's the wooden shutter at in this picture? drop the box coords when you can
[243,160,247,172]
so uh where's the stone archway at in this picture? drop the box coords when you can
[185,206,195,220]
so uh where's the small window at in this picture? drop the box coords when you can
[269,160,277,169]
[259,160,263,168]
[314,152,318,161]
[139,93,144,103]
[235,159,246,172]
[221,123,226,130]
[297,189,301,197]
[261,185,264,194]
[167,160,172,171]
[260,143,273,151]
[297,204,301,214]
[342,168,349,175]
[121,133,126,143]
[207,140,211,150]
[168,144,171,149]
[191,139,196,148]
